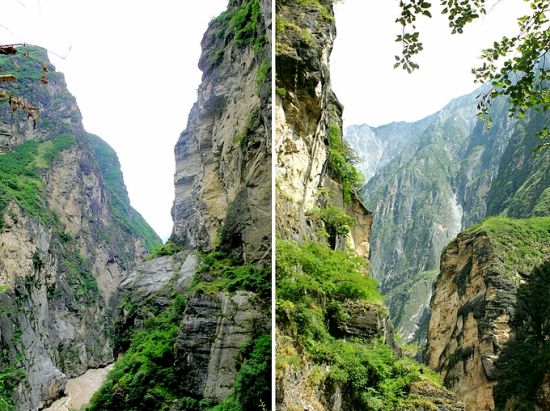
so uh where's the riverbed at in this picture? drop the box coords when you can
[43,364,114,411]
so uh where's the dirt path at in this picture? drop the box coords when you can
[44,364,114,411]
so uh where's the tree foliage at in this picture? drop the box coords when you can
[395,0,549,144]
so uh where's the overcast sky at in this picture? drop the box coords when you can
[331,0,528,127]
[1,0,227,241]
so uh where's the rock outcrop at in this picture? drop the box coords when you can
[0,46,161,410]
[171,0,271,264]
[426,217,550,410]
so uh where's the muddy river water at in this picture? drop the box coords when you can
[43,364,114,411]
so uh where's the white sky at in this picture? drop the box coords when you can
[331,0,529,127]
[1,0,227,241]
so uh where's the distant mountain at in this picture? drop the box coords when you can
[346,90,550,342]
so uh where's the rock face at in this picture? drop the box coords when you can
[426,217,550,410]
[171,0,272,264]
[344,118,433,184]
[174,290,265,400]
[171,0,273,401]
[0,46,160,410]
[275,1,461,409]
[93,1,272,408]
[347,90,550,342]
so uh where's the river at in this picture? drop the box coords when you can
[43,364,114,411]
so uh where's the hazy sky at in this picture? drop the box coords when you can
[331,0,528,127]
[1,0,227,241]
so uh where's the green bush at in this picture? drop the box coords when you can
[229,0,265,51]
[255,60,271,91]
[87,294,188,410]
[233,334,271,410]
[192,251,271,299]
[312,205,355,237]
[276,239,380,304]
[276,238,443,409]
[144,241,183,261]
[327,122,364,203]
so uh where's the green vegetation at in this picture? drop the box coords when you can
[312,205,355,236]
[327,122,364,203]
[229,0,264,51]
[294,0,334,21]
[88,294,187,410]
[87,134,161,252]
[64,253,100,304]
[277,239,381,317]
[275,86,287,99]
[467,217,550,280]
[486,111,550,217]
[192,251,271,300]
[276,239,443,409]
[34,134,76,168]
[0,323,25,411]
[144,241,183,261]
[208,0,266,67]
[212,334,271,411]
[0,135,76,227]
[90,248,270,410]
[255,60,271,92]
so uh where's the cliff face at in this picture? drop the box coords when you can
[426,217,550,410]
[275,1,461,410]
[171,1,273,400]
[171,0,271,264]
[88,1,272,409]
[0,46,161,410]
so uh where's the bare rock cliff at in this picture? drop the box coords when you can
[427,217,550,410]
[100,1,272,408]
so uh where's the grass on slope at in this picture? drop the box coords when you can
[468,216,550,279]
[0,135,75,227]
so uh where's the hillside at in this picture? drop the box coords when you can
[0,45,160,410]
